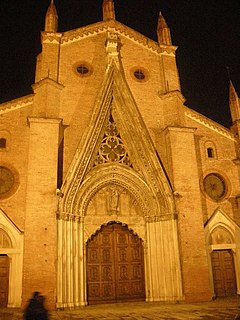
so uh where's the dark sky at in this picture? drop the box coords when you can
[0,0,240,128]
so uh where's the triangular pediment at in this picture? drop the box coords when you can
[0,208,23,235]
[205,209,240,231]
[0,208,23,251]
[204,208,240,247]
[61,58,175,217]
[61,20,176,55]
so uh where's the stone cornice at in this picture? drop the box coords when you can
[41,31,62,44]
[0,95,34,115]
[27,117,62,125]
[184,106,236,141]
[158,90,186,102]
[61,20,177,56]
[32,77,64,91]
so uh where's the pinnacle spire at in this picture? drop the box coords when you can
[157,12,172,45]
[103,0,115,21]
[229,80,240,123]
[44,0,58,32]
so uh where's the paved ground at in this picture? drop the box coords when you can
[1,297,240,320]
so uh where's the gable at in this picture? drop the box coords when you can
[205,209,240,246]
[0,208,23,250]
[60,55,175,218]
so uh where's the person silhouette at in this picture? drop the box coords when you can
[23,292,49,320]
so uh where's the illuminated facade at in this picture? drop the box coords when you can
[0,0,240,309]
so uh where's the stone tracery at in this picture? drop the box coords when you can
[94,113,132,167]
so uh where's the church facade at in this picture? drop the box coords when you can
[0,0,240,310]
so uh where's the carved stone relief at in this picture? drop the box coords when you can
[210,226,233,245]
[87,185,140,217]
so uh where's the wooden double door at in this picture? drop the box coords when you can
[211,250,237,297]
[87,222,145,304]
[0,255,9,307]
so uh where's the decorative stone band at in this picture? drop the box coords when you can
[56,211,84,223]
[61,21,177,56]
[145,213,178,223]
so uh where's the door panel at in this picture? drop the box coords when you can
[212,250,237,297]
[0,255,9,307]
[87,223,145,304]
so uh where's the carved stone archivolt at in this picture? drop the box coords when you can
[72,165,156,218]
[60,52,175,222]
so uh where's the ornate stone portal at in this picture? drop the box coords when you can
[56,56,183,307]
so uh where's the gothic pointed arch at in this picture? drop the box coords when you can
[0,229,12,248]
[205,208,240,246]
[60,49,175,220]
[71,164,157,218]
[0,209,24,307]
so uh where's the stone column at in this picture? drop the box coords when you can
[146,216,183,302]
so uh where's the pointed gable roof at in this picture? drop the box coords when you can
[60,55,175,219]
[60,20,177,56]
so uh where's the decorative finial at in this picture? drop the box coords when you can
[157,12,172,45]
[44,0,58,32]
[103,0,115,21]
[229,80,240,122]
[105,32,120,66]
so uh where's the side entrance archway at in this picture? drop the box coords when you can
[86,222,145,304]
[0,255,10,307]
[211,250,237,297]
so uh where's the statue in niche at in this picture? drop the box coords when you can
[107,188,120,215]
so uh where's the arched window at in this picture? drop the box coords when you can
[0,138,6,149]
[207,147,214,158]
[204,141,217,160]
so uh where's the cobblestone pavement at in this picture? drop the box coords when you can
[1,297,239,320]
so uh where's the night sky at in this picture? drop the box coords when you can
[0,0,240,128]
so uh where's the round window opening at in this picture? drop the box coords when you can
[0,166,15,196]
[203,173,227,201]
[76,64,89,75]
[134,69,145,80]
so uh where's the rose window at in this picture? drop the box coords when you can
[94,114,132,166]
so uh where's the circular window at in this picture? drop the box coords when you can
[0,166,15,195]
[0,165,19,199]
[131,67,149,82]
[134,69,145,80]
[73,62,92,77]
[203,173,227,201]
[77,64,89,75]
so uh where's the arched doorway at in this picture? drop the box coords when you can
[0,255,10,307]
[86,222,145,304]
[209,225,237,297]
[211,250,237,297]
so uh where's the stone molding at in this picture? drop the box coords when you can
[60,59,175,219]
[61,20,177,56]
[41,31,62,44]
[184,106,235,141]
[0,95,33,115]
